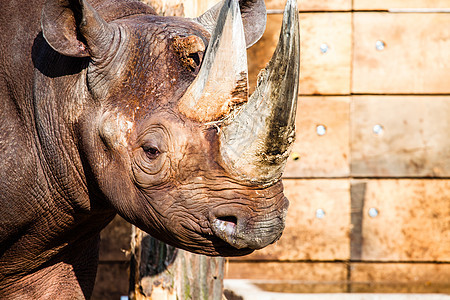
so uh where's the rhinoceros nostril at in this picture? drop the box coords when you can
[213,216,237,237]
[211,214,240,248]
[217,216,237,225]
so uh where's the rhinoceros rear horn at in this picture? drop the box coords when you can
[178,0,249,123]
[41,0,113,58]
[194,0,267,48]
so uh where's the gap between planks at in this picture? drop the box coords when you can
[227,259,450,264]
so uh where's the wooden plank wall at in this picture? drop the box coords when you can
[92,0,450,297]
[225,0,450,293]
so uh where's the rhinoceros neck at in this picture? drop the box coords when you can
[0,60,115,296]
[32,52,91,205]
[0,13,115,298]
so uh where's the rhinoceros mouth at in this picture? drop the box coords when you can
[208,195,288,250]
[210,215,286,250]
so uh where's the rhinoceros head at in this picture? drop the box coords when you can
[41,0,299,256]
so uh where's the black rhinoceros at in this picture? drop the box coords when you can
[0,0,299,297]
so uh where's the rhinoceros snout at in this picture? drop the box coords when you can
[210,196,289,250]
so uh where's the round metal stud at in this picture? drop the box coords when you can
[315,208,326,219]
[368,207,379,218]
[375,40,385,51]
[320,43,329,54]
[316,125,327,136]
[373,124,384,135]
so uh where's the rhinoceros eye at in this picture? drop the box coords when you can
[143,145,160,160]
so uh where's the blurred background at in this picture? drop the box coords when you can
[92,0,450,298]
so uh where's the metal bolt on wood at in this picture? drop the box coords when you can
[316,125,327,136]
[373,124,384,135]
[315,208,326,219]
[375,40,385,51]
[320,43,329,53]
[368,207,379,218]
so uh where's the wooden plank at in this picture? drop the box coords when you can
[248,13,352,95]
[354,0,450,10]
[99,215,131,262]
[144,0,353,16]
[284,97,350,178]
[234,179,350,261]
[146,0,353,15]
[353,13,450,94]
[184,0,217,18]
[355,179,450,262]
[141,0,217,17]
[225,262,348,283]
[225,262,450,293]
[141,0,185,16]
[350,263,450,293]
[266,0,351,11]
[351,96,450,177]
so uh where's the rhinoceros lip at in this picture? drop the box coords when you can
[211,218,246,249]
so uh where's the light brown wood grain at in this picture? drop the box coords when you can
[350,263,450,293]
[247,13,352,95]
[352,13,450,94]
[354,0,450,10]
[354,179,450,261]
[284,96,350,178]
[351,96,450,177]
[224,262,450,293]
[225,262,348,282]
[185,0,218,17]
[234,179,350,261]
[141,0,217,17]
[266,0,351,11]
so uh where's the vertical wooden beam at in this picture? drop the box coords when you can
[130,227,225,300]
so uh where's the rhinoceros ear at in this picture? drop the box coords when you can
[194,0,266,48]
[41,0,113,57]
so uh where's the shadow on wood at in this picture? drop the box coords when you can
[130,226,225,300]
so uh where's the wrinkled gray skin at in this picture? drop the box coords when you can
[0,0,288,298]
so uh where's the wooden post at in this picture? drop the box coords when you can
[129,227,225,300]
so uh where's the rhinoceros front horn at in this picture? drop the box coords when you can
[219,0,300,184]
